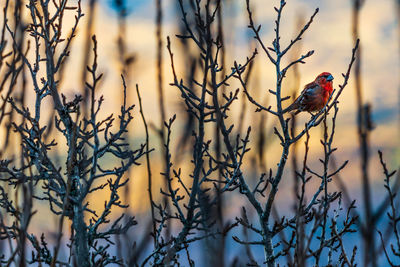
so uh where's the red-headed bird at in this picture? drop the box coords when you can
[283,72,334,115]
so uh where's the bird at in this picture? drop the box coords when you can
[283,72,334,115]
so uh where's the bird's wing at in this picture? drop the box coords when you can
[283,81,323,113]
[298,82,323,109]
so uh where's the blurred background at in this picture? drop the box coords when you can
[66,0,399,213]
[0,0,399,265]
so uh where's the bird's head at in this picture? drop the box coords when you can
[315,72,334,93]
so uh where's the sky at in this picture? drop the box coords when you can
[11,0,395,216]
[91,0,399,125]
[88,0,399,160]
[0,0,399,264]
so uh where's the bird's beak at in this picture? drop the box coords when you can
[327,74,334,81]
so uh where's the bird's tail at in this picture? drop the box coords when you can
[282,101,300,114]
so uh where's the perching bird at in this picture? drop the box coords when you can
[283,72,334,115]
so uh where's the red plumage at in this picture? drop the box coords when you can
[283,72,334,115]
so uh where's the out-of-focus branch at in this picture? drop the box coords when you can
[377,151,400,267]
[81,0,97,117]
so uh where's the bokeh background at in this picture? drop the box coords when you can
[1,0,399,265]
[61,0,399,212]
